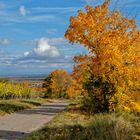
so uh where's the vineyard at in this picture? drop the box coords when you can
[0,80,44,99]
[0,82,30,99]
[0,79,47,115]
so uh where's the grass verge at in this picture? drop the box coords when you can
[26,100,139,140]
[0,98,48,115]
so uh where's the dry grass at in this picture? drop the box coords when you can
[26,102,135,140]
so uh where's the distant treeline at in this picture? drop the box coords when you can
[0,78,9,83]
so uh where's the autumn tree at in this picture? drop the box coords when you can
[65,0,140,112]
[43,69,72,98]
[70,55,92,96]
[67,78,82,98]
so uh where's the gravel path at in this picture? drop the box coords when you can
[0,100,68,140]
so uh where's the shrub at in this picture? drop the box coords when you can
[83,67,117,113]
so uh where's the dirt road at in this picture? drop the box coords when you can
[0,100,68,140]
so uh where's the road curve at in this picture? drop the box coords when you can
[0,100,68,140]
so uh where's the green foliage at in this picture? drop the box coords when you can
[0,102,30,114]
[42,75,52,97]
[83,65,116,113]
[0,99,48,115]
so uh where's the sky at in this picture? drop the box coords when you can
[0,0,139,77]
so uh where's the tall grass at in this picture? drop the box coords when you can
[87,114,134,140]
[26,113,134,140]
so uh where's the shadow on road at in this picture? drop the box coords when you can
[17,103,68,116]
[0,101,68,140]
[0,130,28,140]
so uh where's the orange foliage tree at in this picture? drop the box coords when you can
[65,0,140,112]
[43,69,72,98]
[69,55,92,97]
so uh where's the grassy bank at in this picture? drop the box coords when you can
[0,98,48,115]
[26,100,140,140]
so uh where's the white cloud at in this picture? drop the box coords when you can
[21,38,62,61]
[34,38,60,58]
[0,37,86,71]
[0,5,76,23]
[30,37,67,46]
[0,13,55,23]
[0,51,16,65]
[0,5,79,24]
[0,38,11,46]
[24,51,30,56]
[19,6,27,16]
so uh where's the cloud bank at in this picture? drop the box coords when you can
[21,38,62,61]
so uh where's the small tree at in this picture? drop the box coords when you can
[43,69,72,98]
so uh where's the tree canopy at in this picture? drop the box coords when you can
[65,0,140,112]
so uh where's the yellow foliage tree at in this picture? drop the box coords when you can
[65,0,140,112]
[69,55,92,97]
[43,69,72,98]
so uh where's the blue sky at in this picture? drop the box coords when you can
[0,0,139,76]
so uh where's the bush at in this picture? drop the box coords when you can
[83,71,117,113]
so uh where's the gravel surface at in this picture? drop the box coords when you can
[0,100,68,140]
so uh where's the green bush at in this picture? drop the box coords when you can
[83,65,116,113]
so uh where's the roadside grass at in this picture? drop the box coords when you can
[0,98,48,115]
[26,100,139,140]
